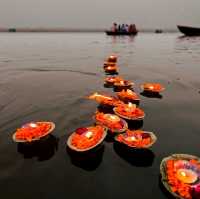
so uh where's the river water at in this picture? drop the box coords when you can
[0,32,200,199]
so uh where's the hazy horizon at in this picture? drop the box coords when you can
[0,0,200,30]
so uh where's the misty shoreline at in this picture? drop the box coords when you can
[0,28,179,33]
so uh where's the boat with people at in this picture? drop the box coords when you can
[177,25,200,36]
[106,23,138,36]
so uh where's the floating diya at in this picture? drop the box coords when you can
[103,62,116,69]
[94,112,128,133]
[12,121,55,142]
[141,83,165,93]
[104,65,118,73]
[87,92,123,107]
[107,55,118,63]
[117,89,140,103]
[115,130,157,149]
[104,76,124,86]
[113,102,145,120]
[160,154,200,199]
[114,80,134,89]
[67,125,107,152]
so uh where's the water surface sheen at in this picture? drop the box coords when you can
[0,32,200,199]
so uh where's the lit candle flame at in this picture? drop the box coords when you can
[127,89,133,94]
[181,171,186,177]
[107,114,120,122]
[85,131,93,139]
[128,102,133,107]
[149,86,154,90]
[125,102,136,112]
[110,115,117,120]
[130,136,136,141]
[29,123,37,128]
[120,80,124,85]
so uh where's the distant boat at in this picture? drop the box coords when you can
[177,25,200,36]
[155,29,163,34]
[105,31,138,36]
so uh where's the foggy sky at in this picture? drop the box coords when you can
[0,0,200,30]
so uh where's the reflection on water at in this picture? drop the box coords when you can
[17,135,59,161]
[113,142,155,167]
[127,120,144,130]
[97,105,114,114]
[140,91,163,99]
[67,144,104,171]
[109,35,136,44]
[0,33,200,198]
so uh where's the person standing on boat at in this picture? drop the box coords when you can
[111,23,118,32]
[125,24,129,33]
[118,24,121,32]
[121,24,126,33]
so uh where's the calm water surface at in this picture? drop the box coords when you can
[0,33,200,199]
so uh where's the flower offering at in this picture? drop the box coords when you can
[88,92,123,107]
[114,102,145,120]
[160,154,200,199]
[94,112,128,133]
[141,83,165,93]
[67,125,107,152]
[117,89,140,102]
[115,130,157,148]
[13,121,55,142]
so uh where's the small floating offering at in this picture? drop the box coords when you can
[114,80,134,89]
[13,121,55,142]
[114,102,145,120]
[107,55,118,63]
[103,62,116,69]
[160,154,200,199]
[115,130,157,149]
[94,112,128,133]
[67,125,107,152]
[141,83,165,93]
[104,65,118,73]
[104,76,123,86]
[87,92,123,107]
[117,89,140,102]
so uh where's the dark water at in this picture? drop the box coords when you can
[0,32,200,199]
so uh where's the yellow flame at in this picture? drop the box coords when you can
[181,171,186,177]
[85,131,93,139]
[127,89,133,94]
[29,123,37,128]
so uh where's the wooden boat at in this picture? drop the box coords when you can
[177,25,200,36]
[105,31,138,36]
[155,29,163,33]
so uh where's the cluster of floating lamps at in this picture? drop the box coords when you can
[86,55,160,149]
[11,55,200,199]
